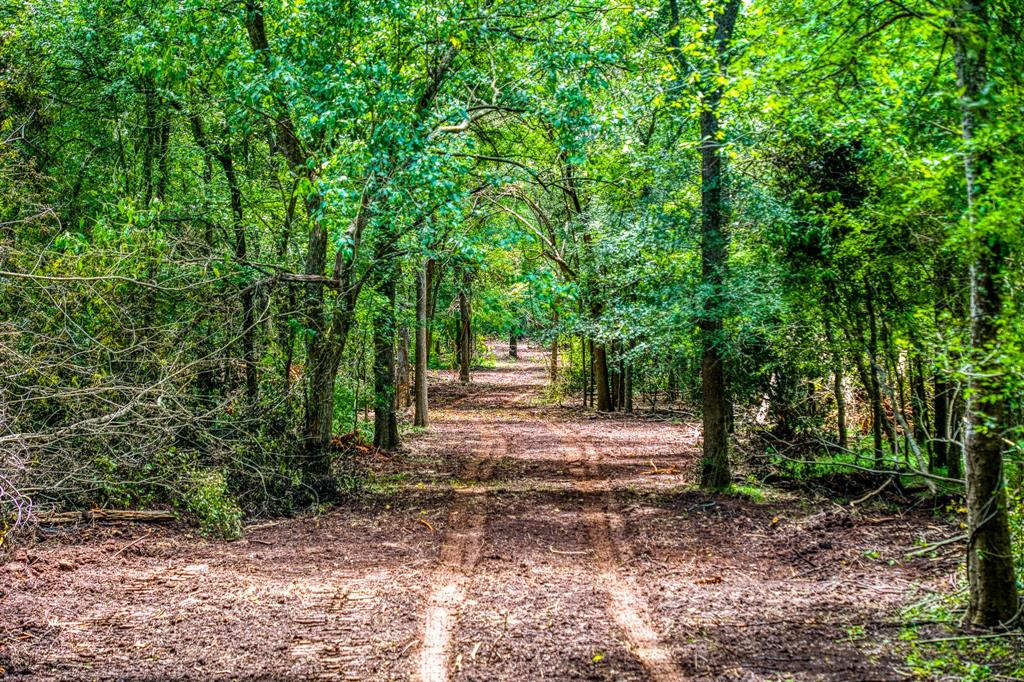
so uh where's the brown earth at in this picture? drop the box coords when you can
[0,344,961,681]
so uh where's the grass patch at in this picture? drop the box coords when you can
[900,589,1024,680]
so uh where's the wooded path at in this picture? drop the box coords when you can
[0,345,957,680]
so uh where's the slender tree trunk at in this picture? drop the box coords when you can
[396,326,411,410]
[509,331,518,359]
[587,339,595,407]
[156,113,171,202]
[143,87,156,206]
[911,355,930,464]
[215,146,257,404]
[953,0,1019,626]
[624,350,634,414]
[950,386,966,480]
[581,336,588,407]
[865,291,885,469]
[459,270,471,384]
[550,309,559,383]
[824,317,848,449]
[425,259,437,365]
[415,263,428,427]
[697,0,741,490]
[933,375,950,470]
[594,342,611,412]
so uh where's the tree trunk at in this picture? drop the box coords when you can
[911,355,930,464]
[865,290,885,469]
[953,0,1019,626]
[458,270,471,384]
[581,336,588,406]
[933,375,950,470]
[396,326,411,410]
[373,261,399,450]
[594,342,611,412]
[697,0,740,490]
[509,331,518,359]
[415,263,428,428]
[950,387,966,480]
[215,145,258,405]
[550,310,559,383]
[587,339,595,407]
[624,352,633,414]
[823,317,848,449]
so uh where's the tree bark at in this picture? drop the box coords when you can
[911,355,930,464]
[697,0,741,490]
[396,326,411,410]
[594,342,611,412]
[823,317,848,449]
[953,0,1019,626]
[509,331,518,359]
[458,269,471,384]
[865,290,885,469]
[933,375,950,470]
[415,262,428,427]
[216,145,258,404]
[373,259,399,450]
[550,309,559,383]
[624,351,633,414]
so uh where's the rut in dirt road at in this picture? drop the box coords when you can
[1,343,958,681]
[418,429,504,682]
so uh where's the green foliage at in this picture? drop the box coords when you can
[181,469,243,540]
[901,592,1024,680]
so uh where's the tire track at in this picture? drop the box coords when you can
[416,427,507,682]
[548,417,685,682]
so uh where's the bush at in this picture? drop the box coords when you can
[182,469,243,540]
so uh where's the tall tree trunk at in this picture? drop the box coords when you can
[415,262,428,427]
[143,87,156,206]
[156,113,171,202]
[581,336,588,406]
[823,317,848,449]
[594,342,611,412]
[246,1,365,481]
[587,339,595,407]
[953,0,1019,626]
[215,145,258,404]
[624,349,633,414]
[865,290,885,469]
[950,386,966,480]
[697,0,740,490]
[911,355,931,465]
[509,331,518,359]
[459,269,471,384]
[396,326,411,410]
[933,375,950,470]
[550,309,559,383]
[373,260,399,450]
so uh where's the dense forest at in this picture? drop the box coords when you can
[1,0,1023,677]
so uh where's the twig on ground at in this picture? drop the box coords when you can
[110,530,153,558]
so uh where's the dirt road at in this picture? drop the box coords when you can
[0,344,957,680]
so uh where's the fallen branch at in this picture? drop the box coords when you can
[549,545,590,556]
[850,477,893,506]
[905,533,967,558]
[110,530,153,558]
[914,631,1023,645]
[36,509,177,525]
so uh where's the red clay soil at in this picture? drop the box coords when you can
[0,344,961,681]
